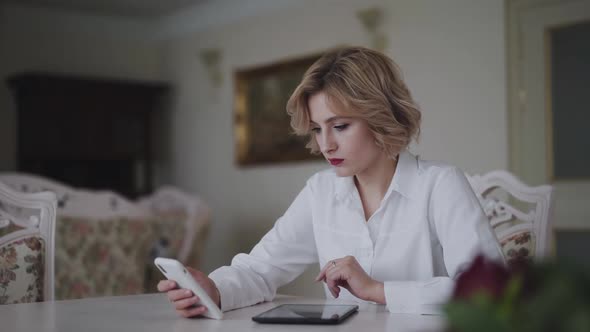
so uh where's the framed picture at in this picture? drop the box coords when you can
[234,53,324,166]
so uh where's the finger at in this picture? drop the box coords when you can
[329,287,338,298]
[316,259,340,282]
[327,277,339,293]
[316,267,331,282]
[330,282,341,297]
[325,264,342,282]
[326,273,341,297]
[178,305,208,318]
[325,266,347,296]
[187,266,202,274]
[157,280,169,292]
[315,262,331,282]
[174,295,200,310]
[333,287,340,298]
[324,278,339,298]
[315,270,326,282]
[328,282,340,298]
[186,267,203,279]
[157,280,177,292]
[168,288,194,302]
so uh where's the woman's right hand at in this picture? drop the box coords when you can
[157,267,221,318]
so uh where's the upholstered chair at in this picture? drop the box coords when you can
[466,170,553,266]
[0,181,57,304]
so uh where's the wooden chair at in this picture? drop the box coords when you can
[467,170,554,265]
[0,181,57,304]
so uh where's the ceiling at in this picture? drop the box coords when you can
[0,0,211,18]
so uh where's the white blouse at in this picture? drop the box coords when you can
[209,150,504,314]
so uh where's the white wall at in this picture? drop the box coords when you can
[156,0,507,297]
[0,4,162,170]
[0,0,508,298]
[157,0,388,297]
[384,0,507,173]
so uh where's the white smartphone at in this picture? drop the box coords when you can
[154,257,223,320]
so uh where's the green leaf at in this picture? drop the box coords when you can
[497,276,521,322]
[445,302,511,332]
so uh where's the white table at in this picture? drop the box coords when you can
[0,294,445,332]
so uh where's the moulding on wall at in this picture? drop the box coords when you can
[199,48,223,87]
[356,7,387,52]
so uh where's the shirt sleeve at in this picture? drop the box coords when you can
[384,167,504,314]
[209,181,318,312]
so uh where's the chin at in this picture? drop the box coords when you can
[334,167,355,177]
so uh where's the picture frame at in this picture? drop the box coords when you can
[234,53,324,166]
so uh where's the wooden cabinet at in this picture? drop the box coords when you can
[7,72,169,198]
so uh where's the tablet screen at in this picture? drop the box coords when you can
[252,304,358,324]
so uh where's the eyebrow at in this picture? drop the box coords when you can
[309,116,350,126]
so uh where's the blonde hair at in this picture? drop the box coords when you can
[286,46,421,157]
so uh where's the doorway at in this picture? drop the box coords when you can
[507,0,590,262]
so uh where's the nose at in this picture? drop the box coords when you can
[319,131,337,155]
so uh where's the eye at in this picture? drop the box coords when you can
[310,127,321,134]
[334,124,349,131]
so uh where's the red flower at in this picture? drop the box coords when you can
[453,255,511,301]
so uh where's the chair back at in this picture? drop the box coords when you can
[0,173,146,219]
[0,173,152,300]
[0,173,210,299]
[467,170,553,265]
[0,181,57,303]
[138,186,210,267]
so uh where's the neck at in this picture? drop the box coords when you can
[354,152,398,200]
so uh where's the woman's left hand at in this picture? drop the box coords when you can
[315,256,385,304]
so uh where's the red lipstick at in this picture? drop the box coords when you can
[328,159,344,166]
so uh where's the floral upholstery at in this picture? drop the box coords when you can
[55,215,187,300]
[500,231,535,268]
[1,209,203,301]
[0,237,45,304]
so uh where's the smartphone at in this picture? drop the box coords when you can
[154,257,223,320]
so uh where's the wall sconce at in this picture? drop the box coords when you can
[199,48,222,87]
[356,7,387,52]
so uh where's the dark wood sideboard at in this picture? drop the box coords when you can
[7,72,170,198]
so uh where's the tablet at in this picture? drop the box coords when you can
[252,304,358,324]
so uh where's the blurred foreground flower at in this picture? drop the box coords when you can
[444,255,590,332]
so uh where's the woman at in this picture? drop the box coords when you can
[157,46,503,317]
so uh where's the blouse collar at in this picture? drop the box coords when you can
[333,149,421,202]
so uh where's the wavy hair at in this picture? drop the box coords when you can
[286,46,421,157]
